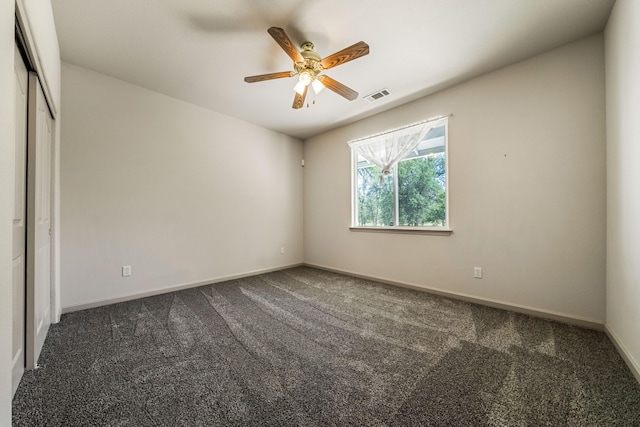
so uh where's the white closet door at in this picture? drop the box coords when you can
[12,44,28,396]
[26,72,53,369]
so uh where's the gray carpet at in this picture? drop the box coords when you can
[12,267,640,426]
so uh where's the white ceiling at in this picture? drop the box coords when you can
[51,0,614,139]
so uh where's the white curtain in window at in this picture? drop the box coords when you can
[348,117,447,181]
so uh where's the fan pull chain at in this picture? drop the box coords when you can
[306,96,317,108]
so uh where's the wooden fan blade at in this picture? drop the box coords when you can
[268,27,304,63]
[244,71,294,83]
[292,85,308,109]
[320,41,369,70]
[318,75,358,101]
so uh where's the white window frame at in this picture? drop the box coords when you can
[349,118,452,235]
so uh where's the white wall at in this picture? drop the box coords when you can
[304,35,606,324]
[60,63,304,310]
[605,0,640,378]
[1,0,16,422]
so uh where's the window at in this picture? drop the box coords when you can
[349,117,449,230]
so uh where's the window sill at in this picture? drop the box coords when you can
[349,226,453,236]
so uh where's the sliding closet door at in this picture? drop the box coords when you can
[26,72,53,369]
[12,44,28,396]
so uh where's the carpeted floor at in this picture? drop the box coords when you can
[12,266,640,426]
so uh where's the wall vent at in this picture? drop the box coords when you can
[364,88,391,103]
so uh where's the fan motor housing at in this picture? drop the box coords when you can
[295,42,323,77]
[300,42,321,61]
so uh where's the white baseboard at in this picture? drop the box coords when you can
[303,262,604,331]
[61,263,304,314]
[605,326,640,384]
[64,262,605,331]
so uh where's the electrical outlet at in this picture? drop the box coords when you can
[280,247,285,255]
[473,267,483,279]
[122,265,131,277]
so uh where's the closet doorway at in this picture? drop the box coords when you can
[12,40,54,397]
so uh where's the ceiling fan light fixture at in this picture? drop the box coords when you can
[293,80,307,95]
[295,70,316,95]
[311,78,324,95]
[299,71,312,85]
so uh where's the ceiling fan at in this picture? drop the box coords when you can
[244,27,369,109]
